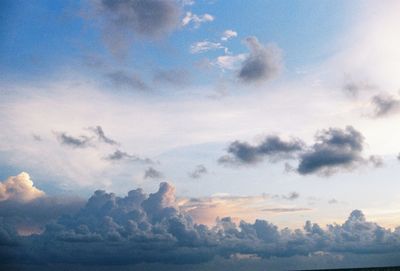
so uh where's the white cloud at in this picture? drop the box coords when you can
[0,172,45,202]
[182,11,214,28]
[221,30,238,41]
[190,41,225,54]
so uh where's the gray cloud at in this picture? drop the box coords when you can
[153,69,191,86]
[1,182,400,266]
[297,126,365,175]
[93,0,181,56]
[105,149,154,164]
[342,79,376,97]
[188,164,208,179]
[238,36,283,83]
[56,132,92,148]
[218,136,304,166]
[144,167,164,179]
[282,192,300,201]
[106,70,149,91]
[371,93,400,117]
[89,125,118,145]
[220,126,377,176]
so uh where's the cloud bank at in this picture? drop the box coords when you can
[1,180,400,267]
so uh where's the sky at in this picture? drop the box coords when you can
[1,0,400,270]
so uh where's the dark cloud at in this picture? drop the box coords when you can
[297,126,365,175]
[219,126,378,176]
[342,79,376,97]
[93,0,181,56]
[282,192,300,201]
[153,69,191,86]
[105,149,154,164]
[144,167,164,179]
[188,164,208,179]
[106,70,149,91]
[238,36,282,83]
[371,93,400,117]
[89,125,119,145]
[218,135,304,166]
[1,182,399,266]
[56,132,92,148]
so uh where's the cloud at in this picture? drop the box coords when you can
[282,192,300,201]
[89,126,118,145]
[261,207,311,213]
[182,11,214,28]
[370,93,400,117]
[215,54,246,70]
[297,126,366,175]
[188,164,208,179]
[218,136,304,166]
[56,132,92,148]
[190,41,225,54]
[106,70,148,91]
[153,69,190,86]
[342,78,376,97]
[144,167,164,179]
[238,36,283,83]
[92,0,182,55]
[1,182,399,266]
[105,149,154,164]
[221,30,238,41]
[0,172,45,202]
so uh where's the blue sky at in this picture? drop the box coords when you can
[1,1,400,269]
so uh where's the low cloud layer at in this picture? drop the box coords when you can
[1,180,400,266]
[220,126,380,176]
[238,37,283,83]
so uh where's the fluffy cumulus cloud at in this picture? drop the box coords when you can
[238,36,283,83]
[0,172,45,202]
[1,181,400,267]
[220,126,379,176]
[92,0,182,55]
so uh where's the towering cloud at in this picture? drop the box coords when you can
[238,37,283,83]
[0,172,45,202]
[1,181,400,266]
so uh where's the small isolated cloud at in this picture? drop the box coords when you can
[221,29,238,41]
[106,70,148,91]
[182,11,214,28]
[93,0,182,56]
[188,164,208,179]
[56,132,92,148]
[144,167,164,179]
[153,69,190,86]
[238,36,283,83]
[218,136,304,166]
[282,192,300,201]
[89,125,118,145]
[215,54,246,70]
[0,172,45,202]
[190,41,225,54]
[105,149,154,164]
[297,126,365,175]
[370,93,400,117]
[342,78,376,97]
